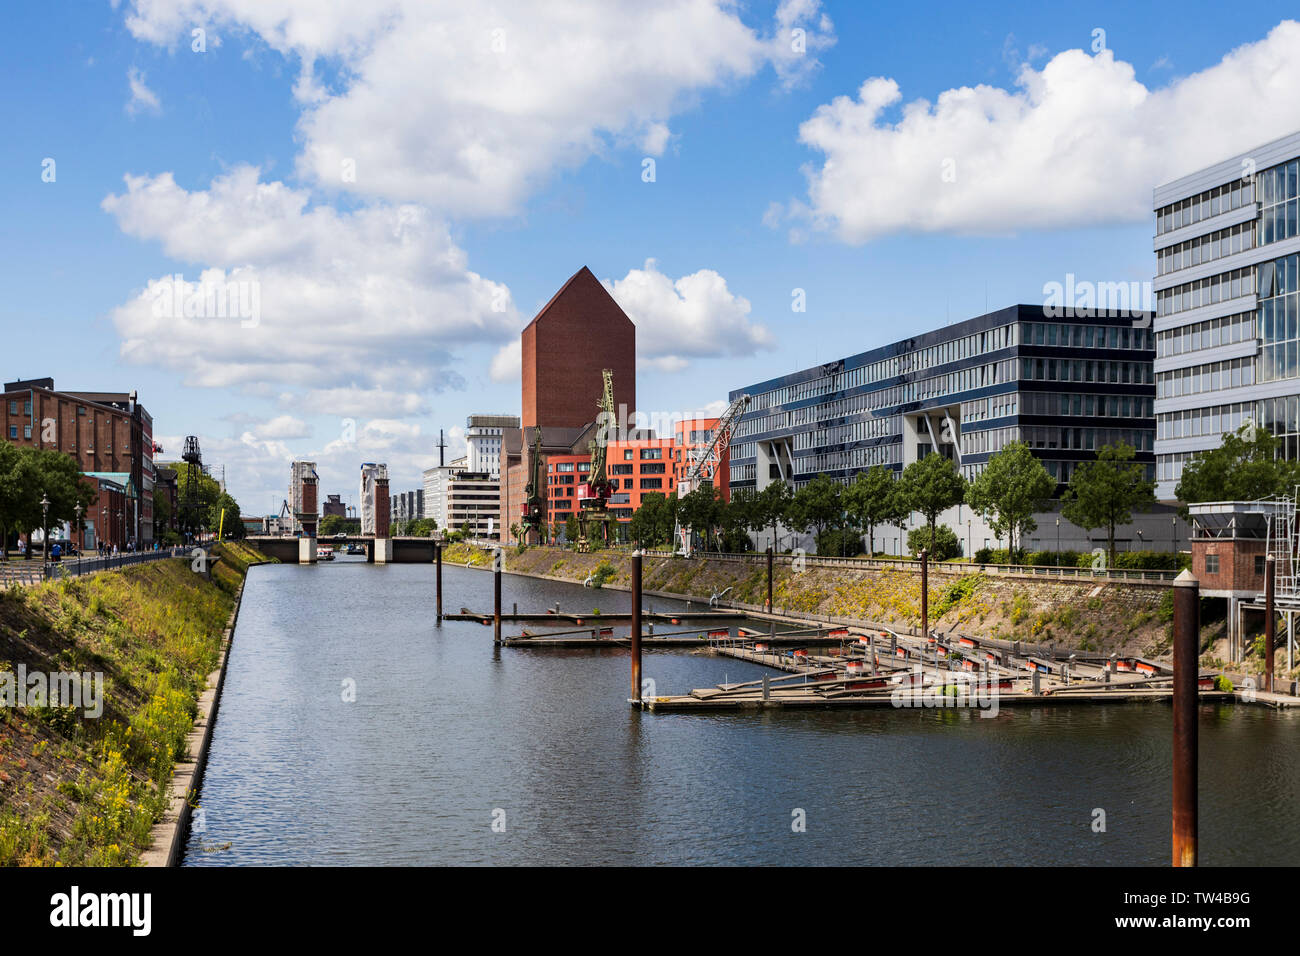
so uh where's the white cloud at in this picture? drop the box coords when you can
[784,20,1300,243]
[489,339,521,384]
[249,414,310,440]
[603,259,773,371]
[123,0,834,216]
[102,166,516,414]
[125,67,161,115]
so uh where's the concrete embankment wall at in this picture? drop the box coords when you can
[141,555,269,867]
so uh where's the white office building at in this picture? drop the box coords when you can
[1153,130,1300,500]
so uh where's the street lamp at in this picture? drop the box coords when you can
[74,502,83,557]
[40,494,50,568]
[1055,516,1060,556]
[1172,514,1178,555]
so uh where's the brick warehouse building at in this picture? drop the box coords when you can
[500,266,637,537]
[2,377,154,550]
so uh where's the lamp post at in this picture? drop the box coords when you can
[74,502,83,557]
[1172,514,1178,555]
[1056,516,1060,556]
[966,518,972,561]
[40,494,50,568]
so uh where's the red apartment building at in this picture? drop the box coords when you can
[545,418,727,536]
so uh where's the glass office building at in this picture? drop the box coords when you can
[728,304,1155,496]
[1153,130,1300,499]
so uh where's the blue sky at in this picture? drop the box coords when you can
[4,1,1300,516]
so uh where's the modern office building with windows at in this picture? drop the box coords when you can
[1153,130,1300,500]
[727,304,1171,554]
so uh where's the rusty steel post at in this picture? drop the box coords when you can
[1266,553,1276,694]
[493,554,502,645]
[766,546,774,613]
[920,548,929,641]
[435,543,443,622]
[631,552,643,704]
[1172,569,1199,867]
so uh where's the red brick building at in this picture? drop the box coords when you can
[501,266,638,536]
[2,377,155,549]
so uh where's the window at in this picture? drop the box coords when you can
[7,426,15,439]
[1205,554,1220,574]
[1256,555,1266,576]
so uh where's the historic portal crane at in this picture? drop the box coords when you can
[576,368,616,552]
[674,393,750,555]
[521,430,546,544]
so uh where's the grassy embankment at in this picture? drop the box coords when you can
[0,540,271,865]
[442,542,1254,669]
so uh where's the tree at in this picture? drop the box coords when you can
[907,523,961,561]
[1061,442,1156,567]
[1176,423,1300,507]
[678,484,724,551]
[751,480,793,551]
[720,488,756,552]
[564,513,580,545]
[787,473,843,550]
[0,444,97,558]
[897,453,966,556]
[844,465,906,555]
[966,441,1055,558]
[629,492,667,547]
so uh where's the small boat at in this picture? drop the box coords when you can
[318,547,335,561]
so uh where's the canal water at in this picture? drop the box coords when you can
[185,559,1300,866]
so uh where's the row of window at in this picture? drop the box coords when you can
[1021,358,1152,385]
[1021,323,1152,350]
[960,393,1019,423]
[960,425,1018,457]
[1157,402,1255,443]
[792,414,899,451]
[1155,356,1256,399]
[737,360,1019,439]
[1020,391,1154,419]
[1155,179,1254,236]
[794,442,902,476]
[1021,425,1154,453]
[1156,266,1255,317]
[1259,159,1300,218]
[1156,220,1255,276]
[744,323,1021,412]
[1155,311,1255,358]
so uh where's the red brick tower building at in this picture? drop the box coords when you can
[501,266,637,536]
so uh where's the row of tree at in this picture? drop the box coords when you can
[616,439,1165,565]
[0,440,98,558]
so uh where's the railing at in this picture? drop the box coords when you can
[0,547,186,585]
[637,548,1178,583]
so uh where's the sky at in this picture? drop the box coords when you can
[5,1,1300,518]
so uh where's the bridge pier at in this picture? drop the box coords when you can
[298,537,317,564]
[373,538,393,564]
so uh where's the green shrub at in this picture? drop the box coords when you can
[907,524,961,561]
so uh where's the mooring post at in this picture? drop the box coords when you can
[435,543,443,622]
[762,673,770,701]
[1031,668,1040,696]
[1266,553,1276,694]
[920,548,929,643]
[766,545,774,612]
[868,633,876,674]
[631,551,643,705]
[493,550,502,646]
[1173,569,1199,867]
